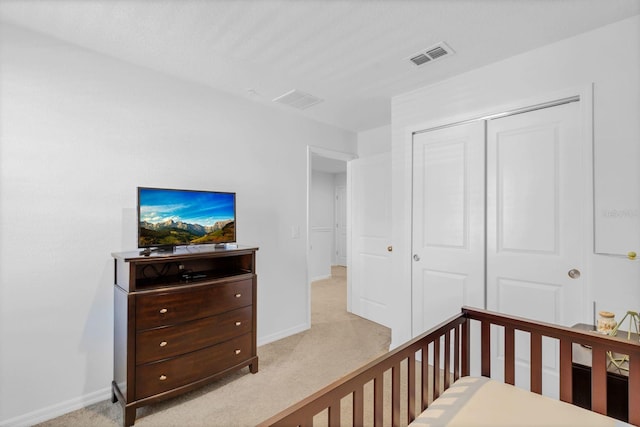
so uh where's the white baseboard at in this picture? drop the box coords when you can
[0,386,111,427]
[257,322,309,347]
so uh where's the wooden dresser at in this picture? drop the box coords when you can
[111,245,258,426]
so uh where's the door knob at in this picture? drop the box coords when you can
[568,269,581,279]
[413,254,420,261]
[387,246,393,252]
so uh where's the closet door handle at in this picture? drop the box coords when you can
[413,254,420,262]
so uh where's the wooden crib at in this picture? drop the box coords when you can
[258,307,640,426]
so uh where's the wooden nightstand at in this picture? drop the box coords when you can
[571,323,635,423]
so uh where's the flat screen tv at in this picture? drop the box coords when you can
[137,187,236,250]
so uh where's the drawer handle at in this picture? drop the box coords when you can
[159,308,168,314]
[234,349,242,355]
[159,375,167,381]
[159,341,168,347]
[235,321,242,326]
[234,293,242,298]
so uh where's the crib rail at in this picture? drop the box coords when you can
[258,307,640,427]
[258,313,467,427]
[467,307,640,426]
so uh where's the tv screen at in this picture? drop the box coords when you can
[138,187,236,249]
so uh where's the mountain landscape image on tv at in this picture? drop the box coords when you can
[138,187,236,248]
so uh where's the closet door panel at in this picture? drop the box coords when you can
[411,121,485,336]
[486,101,586,398]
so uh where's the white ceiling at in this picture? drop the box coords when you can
[1,0,639,133]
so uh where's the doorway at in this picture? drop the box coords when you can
[307,146,355,327]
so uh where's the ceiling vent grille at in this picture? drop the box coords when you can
[410,53,431,66]
[273,89,323,110]
[409,42,455,67]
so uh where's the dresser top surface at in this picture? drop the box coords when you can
[112,244,258,262]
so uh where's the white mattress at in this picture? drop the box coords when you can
[409,376,631,427]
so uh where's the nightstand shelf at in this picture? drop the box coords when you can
[571,323,635,423]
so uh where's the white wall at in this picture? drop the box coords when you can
[357,124,391,157]
[0,23,356,425]
[390,16,640,347]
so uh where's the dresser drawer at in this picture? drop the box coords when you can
[136,278,252,330]
[136,306,253,364]
[135,333,252,400]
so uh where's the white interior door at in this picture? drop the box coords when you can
[486,101,586,397]
[411,121,485,335]
[351,152,392,327]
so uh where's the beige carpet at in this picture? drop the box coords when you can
[37,266,391,426]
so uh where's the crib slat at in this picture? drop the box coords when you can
[462,319,470,376]
[392,363,400,427]
[421,345,429,411]
[433,337,441,399]
[353,387,363,426]
[504,326,515,385]
[444,330,451,390]
[328,401,340,426]
[481,321,490,377]
[591,344,607,415]
[374,373,383,427]
[629,353,640,426]
[454,325,460,381]
[530,331,542,394]
[408,353,416,423]
[559,339,573,403]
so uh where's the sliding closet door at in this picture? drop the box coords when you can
[486,101,586,397]
[411,121,485,335]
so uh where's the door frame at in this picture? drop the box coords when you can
[403,85,595,338]
[307,146,357,328]
[335,184,347,266]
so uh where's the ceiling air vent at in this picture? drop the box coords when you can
[408,42,455,67]
[273,89,323,110]
[410,53,431,66]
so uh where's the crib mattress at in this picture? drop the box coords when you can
[410,376,630,427]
